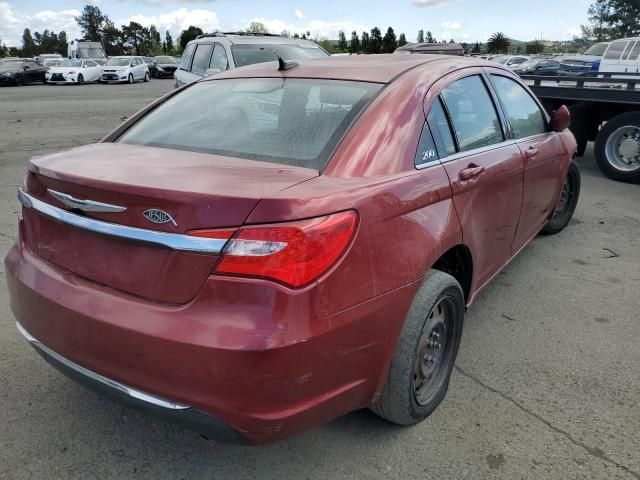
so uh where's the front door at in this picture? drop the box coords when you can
[426,71,524,290]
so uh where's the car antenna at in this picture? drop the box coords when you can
[274,52,298,71]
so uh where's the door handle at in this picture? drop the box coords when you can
[524,148,539,159]
[459,164,485,181]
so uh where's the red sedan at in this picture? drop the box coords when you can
[5,55,580,444]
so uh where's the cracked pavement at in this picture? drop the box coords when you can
[1,82,639,479]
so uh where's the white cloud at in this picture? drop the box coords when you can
[126,8,220,37]
[0,2,81,47]
[294,8,305,20]
[244,17,369,40]
[441,21,462,31]
[413,0,460,6]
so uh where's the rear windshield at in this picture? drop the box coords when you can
[117,78,381,170]
[232,44,329,68]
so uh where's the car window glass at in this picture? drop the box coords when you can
[604,41,628,60]
[210,44,229,71]
[441,75,504,152]
[621,42,634,60]
[179,44,196,70]
[427,99,456,157]
[491,75,546,139]
[85,61,96,67]
[631,41,640,61]
[415,122,439,166]
[191,44,213,75]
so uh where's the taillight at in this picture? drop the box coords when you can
[188,211,358,288]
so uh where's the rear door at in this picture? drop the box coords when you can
[487,70,566,250]
[426,69,524,289]
[189,43,214,80]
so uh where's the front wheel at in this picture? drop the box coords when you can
[77,74,84,85]
[370,270,464,425]
[594,112,640,183]
[127,73,134,84]
[15,75,23,86]
[144,72,150,82]
[541,161,581,235]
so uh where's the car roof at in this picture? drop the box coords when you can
[189,33,319,47]
[206,54,492,84]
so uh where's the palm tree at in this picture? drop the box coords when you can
[487,32,510,54]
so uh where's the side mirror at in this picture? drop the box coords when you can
[551,105,571,132]
[204,67,222,77]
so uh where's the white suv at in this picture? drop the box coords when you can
[599,37,640,75]
[174,32,329,88]
[100,56,150,84]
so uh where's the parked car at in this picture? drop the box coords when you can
[0,59,47,86]
[36,53,63,64]
[146,55,179,78]
[174,32,329,88]
[559,42,609,75]
[599,37,640,75]
[45,59,103,85]
[512,57,561,75]
[100,56,150,84]
[490,55,530,67]
[5,55,579,444]
[42,58,63,68]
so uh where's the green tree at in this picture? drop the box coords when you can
[361,31,370,53]
[179,25,203,50]
[281,30,291,38]
[369,27,382,53]
[246,21,269,34]
[121,22,152,55]
[487,32,510,53]
[57,31,68,55]
[382,27,397,53]
[149,25,162,54]
[0,37,8,57]
[338,31,348,51]
[525,40,545,54]
[75,5,108,42]
[397,33,408,48]
[472,42,481,53]
[349,31,360,53]
[584,0,640,39]
[101,20,122,56]
[417,29,424,43]
[426,31,436,43]
[165,30,174,55]
[293,33,300,39]
[22,28,35,57]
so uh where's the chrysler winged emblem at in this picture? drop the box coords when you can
[143,209,177,226]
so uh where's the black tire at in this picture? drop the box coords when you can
[370,270,464,425]
[77,74,84,85]
[128,73,134,84]
[594,112,640,183]
[15,75,23,86]
[541,161,581,235]
[144,71,150,82]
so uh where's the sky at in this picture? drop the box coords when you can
[0,0,594,48]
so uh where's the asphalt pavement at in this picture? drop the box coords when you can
[0,80,638,480]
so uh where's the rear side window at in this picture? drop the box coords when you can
[621,41,635,60]
[427,99,456,158]
[490,75,546,139]
[415,123,439,167]
[179,44,196,70]
[210,44,229,72]
[441,75,504,152]
[604,41,628,60]
[191,44,213,75]
[232,44,329,68]
[117,79,382,170]
[628,41,640,61]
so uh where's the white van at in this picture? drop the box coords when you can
[599,37,640,75]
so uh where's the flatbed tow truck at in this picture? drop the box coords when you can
[522,72,640,183]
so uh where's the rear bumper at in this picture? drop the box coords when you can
[16,321,248,444]
[5,242,417,443]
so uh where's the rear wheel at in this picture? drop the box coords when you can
[370,270,464,425]
[128,73,134,84]
[541,161,581,235]
[77,74,84,85]
[594,112,640,183]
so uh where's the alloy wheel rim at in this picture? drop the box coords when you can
[605,126,640,172]
[413,297,455,406]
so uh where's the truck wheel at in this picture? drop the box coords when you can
[370,270,464,425]
[541,161,581,235]
[594,112,640,183]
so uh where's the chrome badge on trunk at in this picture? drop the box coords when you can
[143,209,177,226]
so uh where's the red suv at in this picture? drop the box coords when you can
[5,55,580,444]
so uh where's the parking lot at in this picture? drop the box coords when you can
[0,82,639,479]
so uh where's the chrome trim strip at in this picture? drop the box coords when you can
[47,189,127,213]
[438,140,518,164]
[18,189,226,255]
[16,322,190,410]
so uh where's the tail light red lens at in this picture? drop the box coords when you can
[189,211,358,288]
